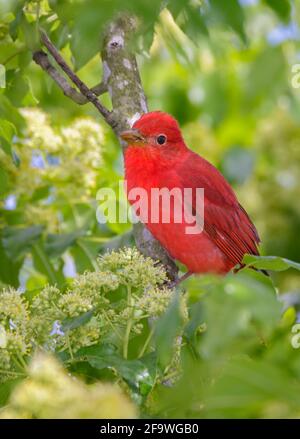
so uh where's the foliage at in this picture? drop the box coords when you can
[0,0,300,420]
[1,257,300,418]
[149,268,300,419]
[0,352,137,418]
[0,248,177,380]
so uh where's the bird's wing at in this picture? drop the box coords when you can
[177,152,260,266]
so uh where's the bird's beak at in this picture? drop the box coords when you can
[120,129,145,145]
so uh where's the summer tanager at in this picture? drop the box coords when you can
[121,111,260,277]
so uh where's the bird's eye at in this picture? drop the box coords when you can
[156,134,167,145]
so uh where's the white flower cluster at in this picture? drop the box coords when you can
[0,352,137,419]
[0,108,105,232]
[0,248,175,379]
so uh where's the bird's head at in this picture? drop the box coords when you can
[120,111,186,154]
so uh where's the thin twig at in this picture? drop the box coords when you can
[33,30,116,126]
[90,82,108,97]
[32,50,107,104]
[33,50,88,104]
[138,325,155,358]
[123,285,134,359]
[40,30,112,120]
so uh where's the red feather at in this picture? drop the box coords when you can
[123,111,260,275]
[176,152,260,266]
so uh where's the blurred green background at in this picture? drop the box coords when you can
[0,0,300,419]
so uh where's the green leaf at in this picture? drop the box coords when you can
[72,237,102,273]
[155,291,184,369]
[31,242,63,286]
[198,270,281,358]
[111,357,154,394]
[0,231,23,287]
[177,5,209,44]
[183,301,204,345]
[20,13,40,51]
[45,231,83,258]
[2,225,44,260]
[50,0,110,70]
[0,119,16,142]
[246,46,285,107]
[73,344,156,395]
[243,255,300,272]
[0,136,12,159]
[0,379,22,407]
[0,96,25,132]
[0,167,8,194]
[209,0,246,42]
[5,72,29,106]
[204,356,300,418]
[263,0,291,22]
[31,185,51,202]
[62,309,94,332]
[9,5,24,41]
[0,40,19,67]
[73,343,118,367]
[0,119,16,158]
[62,203,95,231]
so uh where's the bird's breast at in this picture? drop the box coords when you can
[124,149,231,274]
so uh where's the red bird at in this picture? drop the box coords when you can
[121,111,260,277]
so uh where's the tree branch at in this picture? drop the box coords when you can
[33,18,178,282]
[33,50,107,105]
[33,50,86,104]
[34,30,116,127]
[101,15,179,281]
[90,82,108,97]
